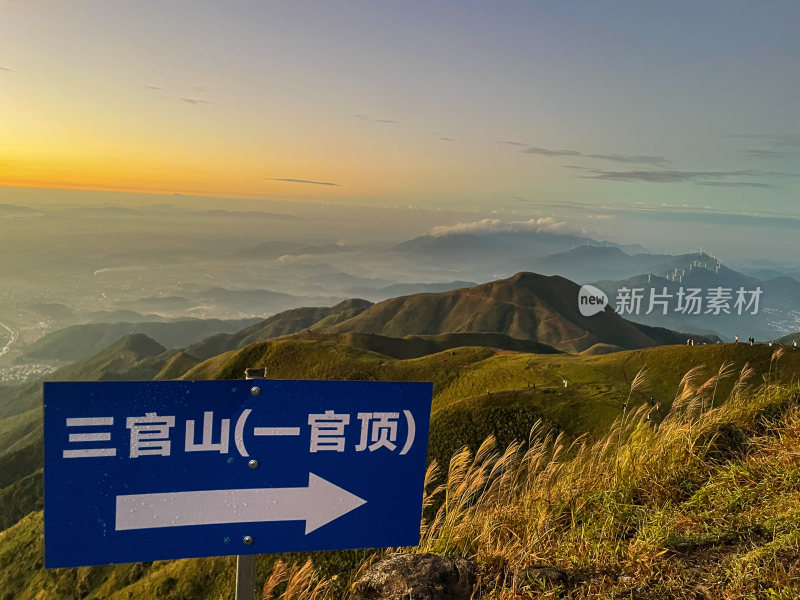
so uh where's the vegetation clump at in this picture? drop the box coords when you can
[411,352,800,598]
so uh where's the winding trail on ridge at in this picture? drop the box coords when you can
[0,322,19,358]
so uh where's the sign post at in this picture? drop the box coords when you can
[236,368,266,600]
[43,378,432,569]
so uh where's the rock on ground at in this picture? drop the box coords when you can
[351,553,478,600]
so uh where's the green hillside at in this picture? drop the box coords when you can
[51,333,170,381]
[192,336,800,420]
[778,331,800,344]
[154,351,200,380]
[279,330,560,359]
[3,332,800,600]
[2,341,800,598]
[0,334,182,532]
[0,333,175,424]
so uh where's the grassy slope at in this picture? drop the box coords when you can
[0,334,180,537]
[195,337,800,431]
[154,351,200,380]
[417,383,800,599]
[3,341,800,599]
[283,330,560,360]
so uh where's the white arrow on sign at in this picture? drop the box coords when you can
[115,473,366,534]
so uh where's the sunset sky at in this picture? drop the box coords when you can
[1,1,799,256]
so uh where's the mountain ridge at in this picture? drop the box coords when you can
[326,272,714,352]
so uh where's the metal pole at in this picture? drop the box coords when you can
[236,367,267,600]
[235,555,256,600]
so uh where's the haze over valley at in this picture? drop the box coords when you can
[3,195,800,384]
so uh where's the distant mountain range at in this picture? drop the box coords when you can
[18,317,261,363]
[185,299,372,360]
[376,240,798,341]
[391,230,650,277]
[590,253,800,341]
[96,272,723,363]
[21,266,766,374]
[113,288,345,318]
[506,246,701,283]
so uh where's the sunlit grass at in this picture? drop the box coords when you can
[410,365,800,598]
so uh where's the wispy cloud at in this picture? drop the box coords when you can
[615,206,800,230]
[697,181,774,189]
[741,148,794,159]
[192,209,301,220]
[145,84,162,91]
[728,133,800,147]
[0,66,13,72]
[428,217,566,237]
[269,178,340,187]
[502,142,668,166]
[585,153,669,166]
[585,170,712,183]
[538,199,800,231]
[582,168,795,185]
[521,146,580,158]
[353,114,396,124]
[431,130,457,142]
[180,97,210,105]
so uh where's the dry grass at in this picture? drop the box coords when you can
[261,559,332,600]
[244,364,800,599]
[412,366,800,599]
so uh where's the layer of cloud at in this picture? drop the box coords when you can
[353,114,396,123]
[625,207,800,230]
[520,146,580,158]
[741,148,794,159]
[0,67,13,72]
[431,131,457,142]
[191,209,301,220]
[697,181,774,189]
[428,217,566,237]
[729,133,800,147]
[180,97,210,105]
[547,199,800,231]
[502,142,668,166]
[269,178,340,187]
[582,168,794,185]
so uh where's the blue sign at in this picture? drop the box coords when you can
[44,379,432,568]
